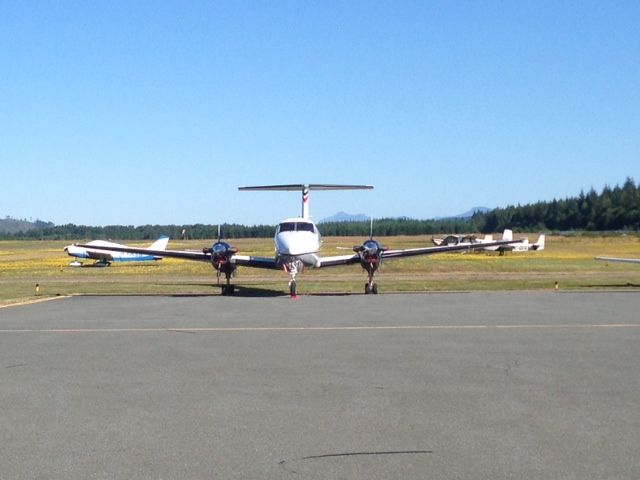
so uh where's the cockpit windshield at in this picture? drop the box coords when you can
[277,222,315,233]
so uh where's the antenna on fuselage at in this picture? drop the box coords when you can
[238,184,374,220]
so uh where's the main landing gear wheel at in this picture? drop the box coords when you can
[364,283,378,294]
[221,285,235,296]
[289,281,297,297]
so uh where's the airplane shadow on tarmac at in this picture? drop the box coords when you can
[162,283,285,297]
[584,282,640,289]
[162,283,355,297]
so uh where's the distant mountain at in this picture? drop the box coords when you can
[320,207,490,223]
[436,206,491,220]
[320,211,370,223]
[0,217,54,234]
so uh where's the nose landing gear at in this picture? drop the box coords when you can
[362,259,380,295]
[284,260,302,298]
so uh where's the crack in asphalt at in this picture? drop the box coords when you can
[279,450,433,474]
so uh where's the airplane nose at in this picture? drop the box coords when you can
[277,236,293,255]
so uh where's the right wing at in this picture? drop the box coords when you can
[317,238,523,268]
[595,256,640,265]
[381,239,523,259]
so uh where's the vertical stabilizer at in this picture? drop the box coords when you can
[534,234,545,251]
[149,236,170,251]
[302,185,310,219]
[502,229,513,241]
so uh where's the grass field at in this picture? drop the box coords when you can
[1,234,639,305]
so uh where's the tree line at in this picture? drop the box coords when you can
[472,177,640,233]
[4,218,477,241]
[2,178,638,240]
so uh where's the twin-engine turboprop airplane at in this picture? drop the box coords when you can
[65,236,169,266]
[77,184,523,296]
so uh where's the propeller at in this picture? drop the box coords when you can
[353,217,387,258]
[353,239,387,257]
[203,225,238,275]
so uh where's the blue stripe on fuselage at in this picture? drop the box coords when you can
[113,255,159,262]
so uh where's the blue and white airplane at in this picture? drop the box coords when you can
[77,184,523,295]
[64,236,169,266]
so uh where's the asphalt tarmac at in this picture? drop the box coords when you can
[1,292,639,479]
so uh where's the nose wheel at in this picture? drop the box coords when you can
[289,280,297,297]
[364,281,378,294]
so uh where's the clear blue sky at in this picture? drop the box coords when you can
[1,1,638,226]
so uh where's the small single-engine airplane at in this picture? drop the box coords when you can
[595,255,640,265]
[432,234,481,246]
[65,236,169,266]
[432,230,514,251]
[77,184,523,296]
[487,230,545,255]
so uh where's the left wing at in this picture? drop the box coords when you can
[595,256,640,265]
[318,238,523,267]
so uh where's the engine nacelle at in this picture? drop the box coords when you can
[354,239,387,274]
[204,241,238,275]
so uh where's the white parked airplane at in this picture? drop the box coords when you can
[65,236,170,266]
[432,234,482,246]
[77,184,523,296]
[488,229,545,254]
[432,230,515,252]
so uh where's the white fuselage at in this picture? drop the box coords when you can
[274,217,322,267]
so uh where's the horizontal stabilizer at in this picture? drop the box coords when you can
[240,184,373,219]
[239,184,373,191]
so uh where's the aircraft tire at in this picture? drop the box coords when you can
[364,283,370,294]
[290,281,297,297]
[372,283,378,294]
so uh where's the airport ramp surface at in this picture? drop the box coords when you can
[1,292,639,479]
